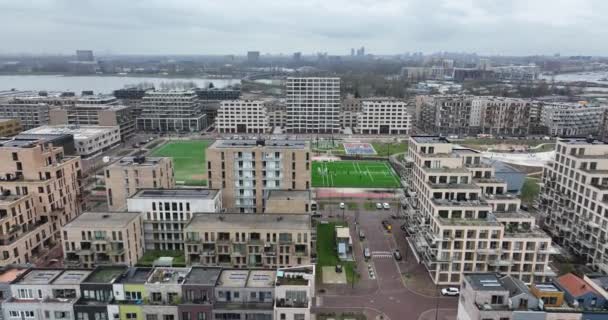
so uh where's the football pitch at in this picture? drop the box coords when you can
[150,140,212,186]
[312,161,401,188]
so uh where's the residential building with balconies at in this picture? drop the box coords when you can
[61,212,144,268]
[286,77,340,134]
[405,136,555,285]
[179,267,221,320]
[356,98,412,135]
[105,156,175,211]
[213,269,275,320]
[184,214,311,268]
[539,137,608,273]
[75,266,128,320]
[127,188,222,251]
[206,139,310,213]
[216,100,270,134]
[274,265,315,320]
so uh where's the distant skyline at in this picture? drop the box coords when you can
[0,0,606,56]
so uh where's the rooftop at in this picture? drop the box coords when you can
[556,273,600,297]
[52,270,92,285]
[216,269,275,288]
[185,214,310,231]
[533,283,562,293]
[411,136,452,144]
[117,268,152,284]
[267,190,310,201]
[63,212,141,229]
[465,273,506,291]
[217,270,249,287]
[0,267,27,283]
[183,267,221,286]
[559,137,608,145]
[132,188,219,200]
[84,266,128,284]
[17,269,63,285]
[211,139,308,149]
[247,270,276,288]
[22,125,119,140]
[147,267,191,285]
[111,156,167,167]
[335,226,351,239]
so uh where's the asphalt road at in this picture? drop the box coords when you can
[314,204,458,320]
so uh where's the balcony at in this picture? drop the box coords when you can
[275,298,308,308]
[476,248,502,254]
[488,259,513,266]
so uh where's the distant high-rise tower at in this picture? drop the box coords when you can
[247,51,260,63]
[478,58,491,70]
[286,77,340,133]
[351,48,355,56]
[76,50,94,62]
[293,52,302,61]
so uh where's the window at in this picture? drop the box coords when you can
[491,295,504,304]
[125,291,142,300]
[146,316,158,320]
[18,288,33,299]
[55,311,69,319]
[77,313,89,320]
[197,313,206,320]
[94,313,107,320]
[182,313,191,320]
[126,313,137,319]
[163,316,174,320]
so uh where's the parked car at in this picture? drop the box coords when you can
[339,202,345,209]
[383,203,390,210]
[359,230,365,240]
[335,265,343,273]
[364,248,371,260]
[311,211,322,218]
[441,287,460,296]
[376,203,383,209]
[393,249,402,261]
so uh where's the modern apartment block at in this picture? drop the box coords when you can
[22,125,121,158]
[474,97,533,136]
[206,139,311,213]
[286,77,340,133]
[0,102,51,130]
[0,265,316,320]
[340,96,361,129]
[405,136,555,285]
[136,90,207,132]
[540,102,607,137]
[266,100,286,129]
[415,95,475,135]
[0,138,83,257]
[105,156,175,211]
[126,188,222,251]
[0,118,22,137]
[49,104,136,141]
[356,98,412,135]
[265,190,312,214]
[216,100,270,134]
[61,211,144,268]
[540,137,608,273]
[184,213,312,268]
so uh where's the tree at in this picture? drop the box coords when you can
[208,82,215,89]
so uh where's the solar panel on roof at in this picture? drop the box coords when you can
[482,283,502,287]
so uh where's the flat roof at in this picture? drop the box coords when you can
[111,156,167,167]
[534,283,561,293]
[184,267,221,286]
[267,190,310,200]
[52,270,93,285]
[411,136,452,144]
[559,137,608,145]
[211,139,308,149]
[0,267,28,283]
[133,188,219,200]
[185,214,310,231]
[217,270,249,287]
[336,226,350,239]
[84,266,128,284]
[118,268,152,284]
[0,138,43,148]
[22,125,118,140]
[147,267,191,284]
[18,269,63,285]
[63,212,141,229]
[247,270,276,288]
[465,273,506,291]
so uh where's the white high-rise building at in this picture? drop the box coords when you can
[286,77,340,133]
[356,98,412,135]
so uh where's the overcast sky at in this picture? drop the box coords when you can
[1,0,605,56]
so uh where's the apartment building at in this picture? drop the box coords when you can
[206,139,311,213]
[49,104,136,141]
[405,136,555,285]
[415,95,476,135]
[266,100,286,129]
[0,138,83,247]
[540,137,608,273]
[286,77,340,133]
[136,90,207,132]
[61,211,144,268]
[0,266,28,320]
[274,265,315,320]
[0,119,22,137]
[265,190,312,214]
[184,213,312,268]
[2,268,92,320]
[0,102,50,130]
[216,100,270,134]
[356,98,412,135]
[0,265,316,320]
[540,102,607,137]
[126,188,222,251]
[458,273,540,320]
[340,96,361,129]
[105,156,175,211]
[474,97,533,136]
[22,125,121,158]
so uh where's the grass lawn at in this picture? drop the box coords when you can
[137,250,186,267]
[316,223,358,284]
[370,141,409,156]
[521,177,541,205]
[150,140,212,186]
[312,160,401,188]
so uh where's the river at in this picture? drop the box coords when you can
[0,75,241,94]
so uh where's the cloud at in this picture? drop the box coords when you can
[0,0,605,55]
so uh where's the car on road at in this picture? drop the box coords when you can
[311,211,322,218]
[335,265,343,273]
[339,202,345,209]
[359,230,365,240]
[376,203,383,209]
[441,287,460,296]
[383,202,390,210]
[393,249,402,261]
[381,220,392,232]
[364,248,371,260]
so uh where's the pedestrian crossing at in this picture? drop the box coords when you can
[372,251,393,258]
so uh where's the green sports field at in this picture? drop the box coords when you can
[150,140,212,186]
[312,160,401,188]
